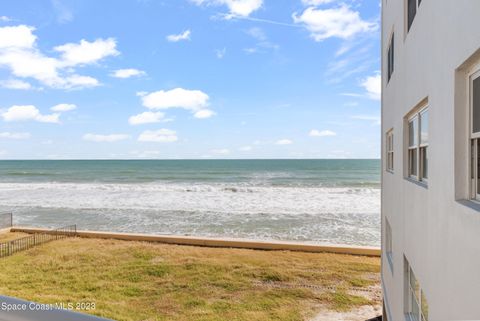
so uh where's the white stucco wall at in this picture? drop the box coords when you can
[381,1,480,320]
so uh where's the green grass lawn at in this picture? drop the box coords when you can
[0,235,380,321]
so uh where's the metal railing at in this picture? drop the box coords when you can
[0,225,77,258]
[0,212,12,229]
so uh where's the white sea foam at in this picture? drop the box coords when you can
[0,182,381,246]
[0,182,379,215]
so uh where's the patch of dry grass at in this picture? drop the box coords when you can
[0,232,29,242]
[0,235,380,321]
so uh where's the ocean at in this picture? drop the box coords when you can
[0,159,380,246]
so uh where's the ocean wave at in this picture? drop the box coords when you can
[0,182,380,215]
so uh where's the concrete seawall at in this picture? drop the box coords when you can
[10,227,381,257]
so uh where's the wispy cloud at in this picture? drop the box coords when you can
[211,148,230,155]
[83,133,130,142]
[128,111,166,125]
[51,103,76,112]
[301,0,335,5]
[322,26,379,84]
[51,0,74,24]
[111,68,146,78]
[166,30,191,42]
[0,132,30,139]
[193,109,216,119]
[215,47,226,59]
[275,139,293,145]
[309,129,336,137]
[238,146,252,151]
[0,79,32,90]
[138,129,178,143]
[351,115,380,125]
[244,27,279,54]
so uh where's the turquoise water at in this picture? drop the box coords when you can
[0,159,381,246]
[0,159,380,186]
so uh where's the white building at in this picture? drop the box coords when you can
[381,1,480,320]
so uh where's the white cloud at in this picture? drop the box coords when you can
[111,68,146,79]
[361,73,381,100]
[0,16,11,22]
[51,103,76,112]
[247,27,267,41]
[1,105,60,123]
[63,75,99,88]
[212,148,230,154]
[275,139,293,145]
[138,88,213,118]
[309,129,336,137]
[166,30,191,42]
[243,48,258,54]
[54,38,119,66]
[0,25,119,89]
[138,129,178,143]
[0,132,30,139]
[128,111,166,125]
[215,47,226,59]
[328,149,352,159]
[0,25,36,49]
[0,79,32,90]
[302,0,334,5]
[83,133,130,142]
[52,0,74,24]
[190,0,263,17]
[130,150,162,158]
[238,146,252,151]
[351,115,380,125]
[244,27,279,54]
[193,109,216,119]
[293,5,377,41]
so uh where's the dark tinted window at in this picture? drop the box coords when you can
[408,0,417,31]
[387,34,394,82]
[473,77,480,133]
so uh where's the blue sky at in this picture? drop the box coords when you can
[0,0,380,159]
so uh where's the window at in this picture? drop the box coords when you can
[407,105,428,183]
[386,130,394,172]
[385,218,393,272]
[387,33,394,82]
[404,257,429,321]
[407,0,421,32]
[469,70,480,200]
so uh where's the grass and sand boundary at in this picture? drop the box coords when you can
[0,228,381,321]
[9,226,380,257]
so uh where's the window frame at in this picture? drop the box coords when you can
[469,68,480,200]
[385,217,393,273]
[407,104,429,184]
[386,129,394,173]
[419,109,429,182]
[404,257,428,321]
